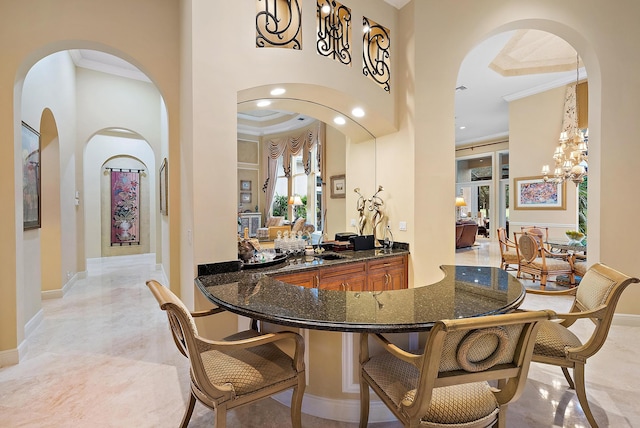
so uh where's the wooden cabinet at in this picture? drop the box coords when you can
[272,254,408,291]
[273,269,319,289]
[318,262,367,291]
[367,254,408,291]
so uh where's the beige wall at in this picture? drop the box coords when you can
[2,0,640,368]
[0,0,180,362]
[509,85,580,238]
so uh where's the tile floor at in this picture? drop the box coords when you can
[0,243,638,427]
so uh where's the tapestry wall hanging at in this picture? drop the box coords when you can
[111,169,140,245]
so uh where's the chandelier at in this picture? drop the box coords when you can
[542,54,588,185]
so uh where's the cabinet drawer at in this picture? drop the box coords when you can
[367,255,406,271]
[319,262,366,280]
[273,270,318,288]
[321,276,366,292]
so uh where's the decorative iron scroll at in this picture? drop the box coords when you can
[316,0,352,65]
[256,0,302,49]
[363,16,390,92]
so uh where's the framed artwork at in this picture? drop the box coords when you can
[159,158,168,215]
[330,174,346,199]
[240,180,251,191]
[513,176,566,210]
[22,122,41,230]
[241,192,252,203]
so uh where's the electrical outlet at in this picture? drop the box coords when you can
[399,221,407,231]
[350,219,356,226]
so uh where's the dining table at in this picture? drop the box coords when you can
[546,239,587,254]
[195,264,526,333]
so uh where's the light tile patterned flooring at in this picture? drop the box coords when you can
[0,243,638,427]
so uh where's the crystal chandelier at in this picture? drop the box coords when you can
[542,55,588,185]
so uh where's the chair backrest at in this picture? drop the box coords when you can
[515,232,539,263]
[147,279,198,358]
[568,263,639,357]
[407,310,555,419]
[147,280,227,400]
[521,226,548,247]
[497,227,510,252]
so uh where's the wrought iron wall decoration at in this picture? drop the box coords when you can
[256,0,302,49]
[363,16,391,92]
[316,0,352,66]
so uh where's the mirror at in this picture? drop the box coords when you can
[237,97,376,243]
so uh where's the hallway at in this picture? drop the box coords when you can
[0,249,638,427]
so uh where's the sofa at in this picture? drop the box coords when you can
[456,221,478,248]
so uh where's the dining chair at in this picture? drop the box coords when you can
[358,310,556,428]
[520,225,550,250]
[514,232,575,287]
[497,227,519,271]
[146,280,306,428]
[525,263,639,428]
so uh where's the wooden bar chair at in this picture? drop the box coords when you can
[359,310,556,428]
[147,280,306,428]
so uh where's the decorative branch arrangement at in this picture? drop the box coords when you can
[354,185,385,242]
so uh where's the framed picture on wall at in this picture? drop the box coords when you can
[330,174,346,199]
[513,176,566,210]
[159,158,168,215]
[22,121,41,230]
[240,180,251,191]
[241,192,252,203]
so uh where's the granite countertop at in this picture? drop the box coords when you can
[195,253,526,333]
[197,248,410,285]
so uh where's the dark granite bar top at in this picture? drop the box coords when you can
[195,253,526,333]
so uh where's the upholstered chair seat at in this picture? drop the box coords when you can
[362,353,500,427]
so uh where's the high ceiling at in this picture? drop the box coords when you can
[69,28,585,146]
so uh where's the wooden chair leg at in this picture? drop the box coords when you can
[573,364,599,428]
[359,377,370,428]
[215,404,227,428]
[290,383,304,428]
[180,393,196,428]
[562,367,576,389]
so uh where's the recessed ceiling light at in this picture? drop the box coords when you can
[334,116,346,125]
[270,88,286,96]
[352,107,365,117]
[459,126,466,130]
[256,100,271,107]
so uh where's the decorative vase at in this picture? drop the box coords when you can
[118,220,131,240]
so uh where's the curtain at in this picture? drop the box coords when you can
[261,121,324,222]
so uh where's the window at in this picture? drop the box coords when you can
[270,146,322,230]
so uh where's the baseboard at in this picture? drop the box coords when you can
[41,270,84,300]
[272,390,396,424]
[0,348,19,368]
[613,313,640,327]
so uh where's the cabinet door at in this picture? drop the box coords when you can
[319,262,367,291]
[367,255,408,291]
[273,270,319,288]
